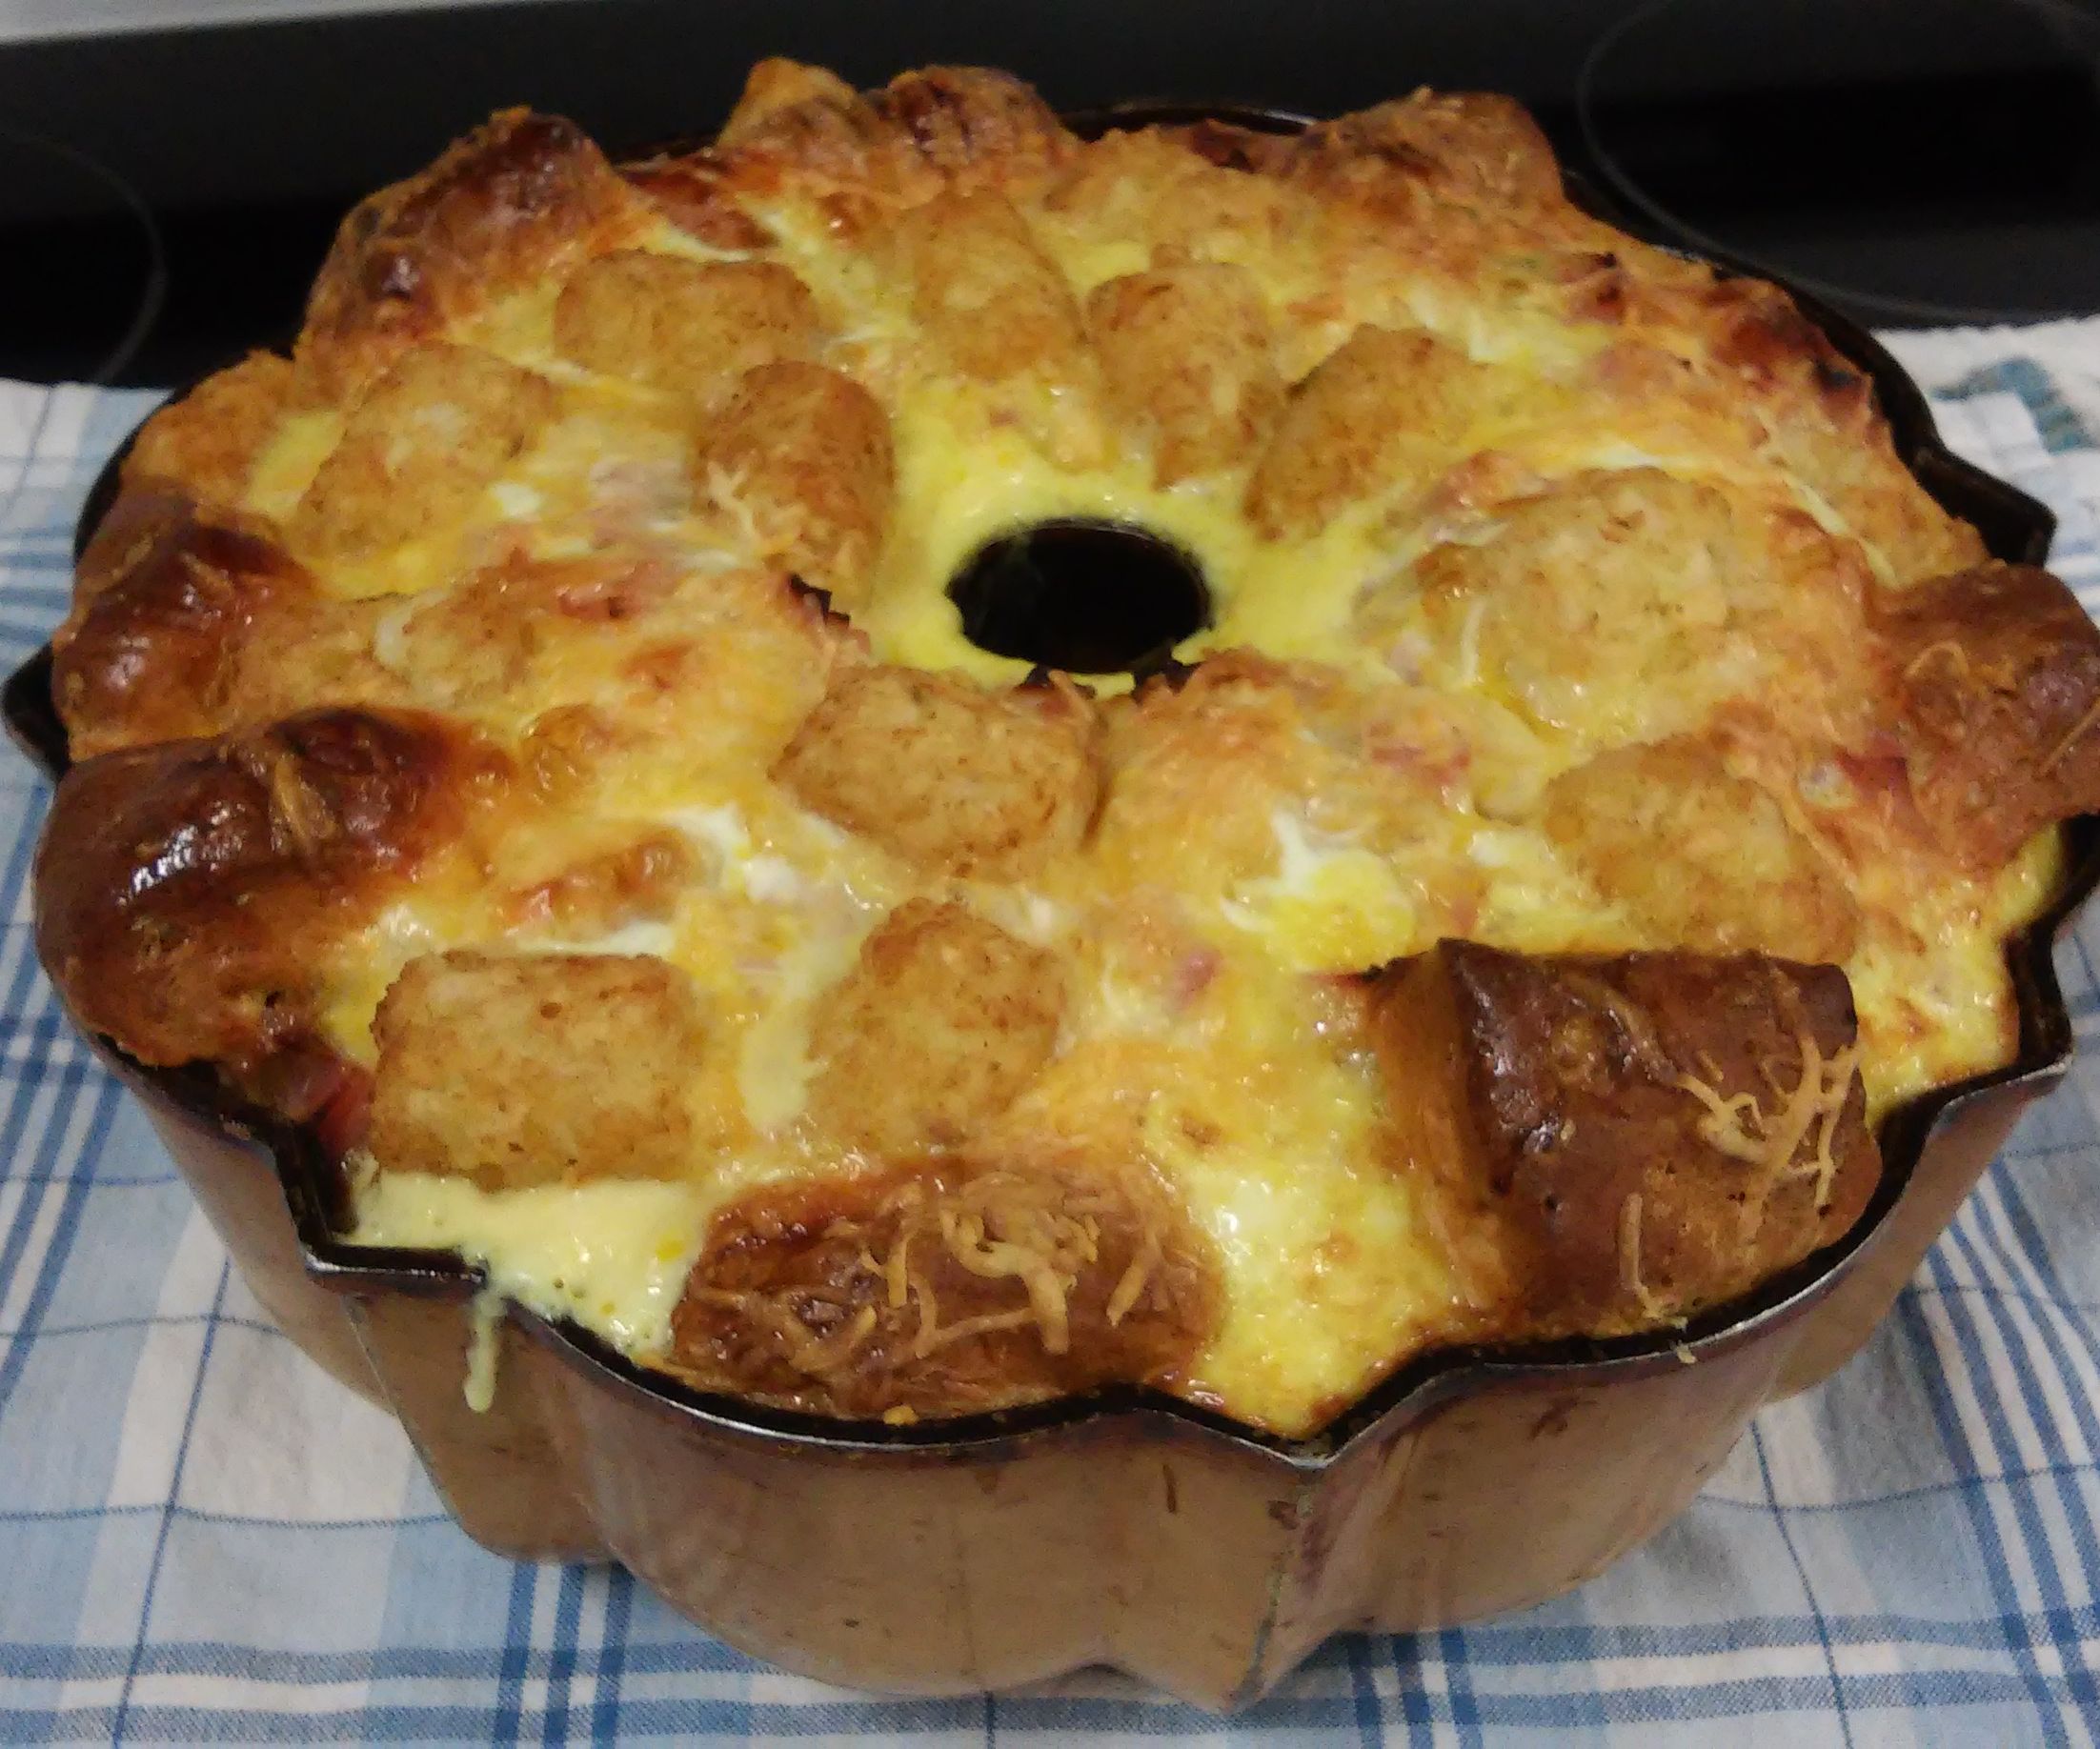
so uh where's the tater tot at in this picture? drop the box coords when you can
[774,665,1098,877]
[553,251,820,405]
[369,951,704,1188]
[898,189,1087,384]
[700,360,894,602]
[292,345,555,561]
[1543,736,1860,962]
[807,899,1063,1153]
[1087,264,1282,485]
[1245,324,1504,537]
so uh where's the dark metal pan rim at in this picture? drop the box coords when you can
[7,94,2089,1470]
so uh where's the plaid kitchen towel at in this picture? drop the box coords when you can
[4,326,2100,1749]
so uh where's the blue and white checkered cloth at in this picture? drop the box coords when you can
[4,327,2100,1746]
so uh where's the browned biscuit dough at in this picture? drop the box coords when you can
[37,709,500,1075]
[669,1156,1219,1417]
[1370,941,1878,1334]
[1877,562,2100,868]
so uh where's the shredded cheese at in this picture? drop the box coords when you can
[2045,694,2100,774]
[267,98,2065,1439]
[463,1285,504,1414]
[1618,1192,1668,1323]
[1672,1028,1863,1222]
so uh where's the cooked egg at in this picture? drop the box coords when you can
[277,183,2058,1437]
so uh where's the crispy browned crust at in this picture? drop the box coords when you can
[1280,90,1564,218]
[1163,118,1295,175]
[866,66,1078,183]
[294,109,638,403]
[666,1156,1221,1418]
[1699,281,1987,586]
[369,950,703,1189]
[1878,562,2100,868]
[35,710,500,1076]
[120,352,294,505]
[617,61,1079,258]
[716,57,862,149]
[1372,941,1878,1334]
[58,492,305,751]
[56,491,400,757]
[709,60,1077,206]
[617,155,777,250]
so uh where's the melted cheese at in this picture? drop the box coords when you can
[1071,947,1457,1427]
[247,159,2069,1438]
[1221,810,1419,972]
[353,1170,709,1354]
[246,409,344,521]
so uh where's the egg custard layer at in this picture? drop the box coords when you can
[46,65,2094,1438]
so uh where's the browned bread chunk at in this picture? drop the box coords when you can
[1281,90,1564,216]
[1087,264,1282,486]
[667,1157,1220,1417]
[552,252,819,402]
[617,155,776,251]
[59,493,311,751]
[1543,735,1861,962]
[1704,279,1987,586]
[807,899,1064,1154]
[121,352,293,505]
[295,109,635,402]
[774,666,1098,877]
[1245,325,1508,537]
[292,345,556,562]
[368,950,701,1188]
[715,61,1074,197]
[1878,561,2100,868]
[35,710,491,1074]
[865,65,1077,183]
[699,360,893,602]
[1371,941,1878,1333]
[56,493,398,757]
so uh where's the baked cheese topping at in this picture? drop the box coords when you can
[65,72,2080,1437]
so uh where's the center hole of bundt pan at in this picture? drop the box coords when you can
[947,520,1211,676]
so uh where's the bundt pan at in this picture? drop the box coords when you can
[10,100,2098,1713]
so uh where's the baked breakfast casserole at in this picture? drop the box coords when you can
[33,60,2100,1438]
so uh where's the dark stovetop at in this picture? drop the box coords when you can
[2,0,2096,387]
